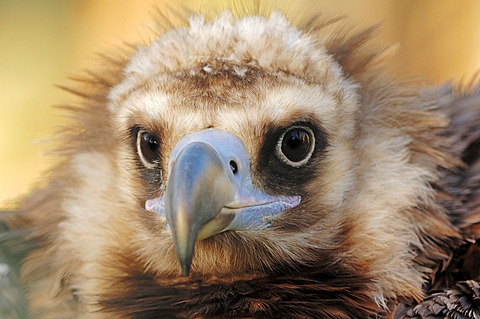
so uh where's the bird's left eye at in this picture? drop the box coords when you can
[136,129,160,167]
[276,126,315,167]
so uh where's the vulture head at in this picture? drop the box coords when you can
[1,5,479,319]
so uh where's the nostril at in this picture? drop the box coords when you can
[229,160,238,174]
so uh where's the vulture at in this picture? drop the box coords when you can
[1,4,479,319]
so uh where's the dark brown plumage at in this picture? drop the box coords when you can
[396,281,480,319]
[1,4,480,319]
[99,262,380,318]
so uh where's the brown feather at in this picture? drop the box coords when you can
[98,258,381,319]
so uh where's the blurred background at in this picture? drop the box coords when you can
[1,0,480,205]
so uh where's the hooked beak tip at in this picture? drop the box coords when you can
[172,239,193,276]
[170,219,196,277]
[180,260,192,276]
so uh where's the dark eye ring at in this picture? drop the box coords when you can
[136,129,160,168]
[276,126,315,167]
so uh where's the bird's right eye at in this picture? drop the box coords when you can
[136,129,160,168]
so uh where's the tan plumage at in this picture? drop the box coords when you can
[1,4,480,319]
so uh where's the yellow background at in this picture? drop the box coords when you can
[1,0,480,205]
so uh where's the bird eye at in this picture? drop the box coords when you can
[136,129,160,167]
[276,126,315,167]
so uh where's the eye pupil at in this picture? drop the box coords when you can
[278,127,315,166]
[137,130,160,167]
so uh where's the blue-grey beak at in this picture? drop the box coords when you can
[146,130,301,276]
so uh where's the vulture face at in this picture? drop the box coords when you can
[8,7,480,319]
[111,62,357,276]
